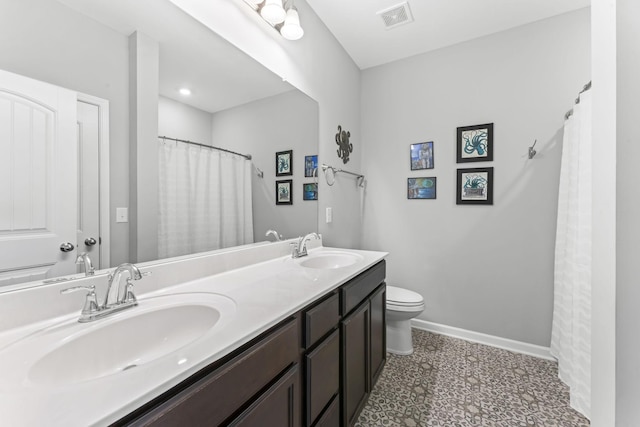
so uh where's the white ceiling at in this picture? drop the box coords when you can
[306,0,591,69]
[55,0,591,108]
[57,0,292,113]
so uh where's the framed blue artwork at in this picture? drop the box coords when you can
[410,142,434,170]
[303,182,318,200]
[276,179,293,205]
[304,155,318,177]
[456,167,493,205]
[456,123,494,163]
[276,150,293,176]
[407,177,436,199]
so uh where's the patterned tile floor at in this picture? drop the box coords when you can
[355,329,590,427]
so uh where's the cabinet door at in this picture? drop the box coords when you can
[229,365,300,427]
[313,394,339,427]
[305,329,339,426]
[341,302,370,427]
[369,284,386,388]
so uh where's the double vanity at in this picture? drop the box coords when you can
[0,239,387,426]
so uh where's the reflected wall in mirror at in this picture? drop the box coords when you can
[0,0,319,289]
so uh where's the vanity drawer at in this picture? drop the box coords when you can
[229,364,300,427]
[128,317,300,426]
[304,292,339,348]
[341,260,386,315]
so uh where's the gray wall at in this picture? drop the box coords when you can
[159,96,213,145]
[616,0,640,423]
[360,9,591,346]
[211,90,319,240]
[0,0,130,266]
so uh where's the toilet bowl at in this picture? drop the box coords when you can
[386,286,425,355]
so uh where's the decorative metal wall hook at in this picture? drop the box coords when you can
[528,140,537,159]
[335,125,353,164]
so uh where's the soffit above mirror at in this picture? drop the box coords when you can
[57,0,293,113]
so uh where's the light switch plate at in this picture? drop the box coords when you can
[116,207,128,223]
[326,207,332,224]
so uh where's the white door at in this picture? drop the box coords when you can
[0,69,77,286]
[76,101,101,271]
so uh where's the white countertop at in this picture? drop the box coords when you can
[0,245,387,426]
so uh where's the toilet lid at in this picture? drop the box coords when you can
[386,286,424,305]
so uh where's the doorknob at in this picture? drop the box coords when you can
[60,242,75,252]
[84,237,97,246]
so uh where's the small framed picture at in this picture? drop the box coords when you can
[276,179,293,205]
[303,182,318,200]
[410,142,434,170]
[408,177,437,200]
[276,150,293,176]
[456,167,494,205]
[457,123,493,163]
[304,155,318,177]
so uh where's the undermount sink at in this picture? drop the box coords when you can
[297,251,363,269]
[0,292,236,387]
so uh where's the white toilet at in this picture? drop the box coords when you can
[386,286,425,355]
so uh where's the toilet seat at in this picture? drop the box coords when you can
[386,286,424,305]
[386,286,424,312]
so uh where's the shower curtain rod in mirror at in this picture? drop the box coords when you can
[564,81,592,120]
[158,135,252,160]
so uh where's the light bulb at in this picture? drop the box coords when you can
[260,0,286,25]
[280,7,304,40]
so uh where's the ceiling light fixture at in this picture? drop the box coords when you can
[179,88,191,96]
[260,0,286,25]
[280,6,304,41]
[244,0,304,41]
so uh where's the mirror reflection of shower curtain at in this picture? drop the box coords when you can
[158,140,254,259]
[551,89,592,419]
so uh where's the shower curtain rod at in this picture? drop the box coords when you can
[158,135,252,160]
[564,81,592,120]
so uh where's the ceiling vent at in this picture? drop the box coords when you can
[377,2,414,30]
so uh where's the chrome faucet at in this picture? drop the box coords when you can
[104,263,142,308]
[61,262,147,323]
[75,252,95,276]
[265,229,282,242]
[291,232,320,258]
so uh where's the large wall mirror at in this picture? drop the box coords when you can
[0,0,319,288]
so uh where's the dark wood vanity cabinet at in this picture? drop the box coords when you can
[116,260,386,427]
[302,293,340,426]
[340,261,387,427]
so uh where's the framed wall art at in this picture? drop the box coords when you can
[410,142,434,170]
[304,155,318,177]
[457,123,493,163]
[456,167,494,205]
[303,182,318,201]
[276,179,293,205]
[276,150,293,176]
[408,177,437,200]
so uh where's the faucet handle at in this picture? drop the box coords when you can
[60,285,95,295]
[61,285,100,316]
[123,279,138,305]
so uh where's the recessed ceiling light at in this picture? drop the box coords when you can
[179,88,191,96]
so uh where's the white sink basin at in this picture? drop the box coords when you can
[297,251,363,269]
[0,292,236,387]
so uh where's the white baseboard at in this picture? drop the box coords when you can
[411,319,555,361]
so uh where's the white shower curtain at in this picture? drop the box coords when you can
[158,140,254,259]
[550,89,592,419]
